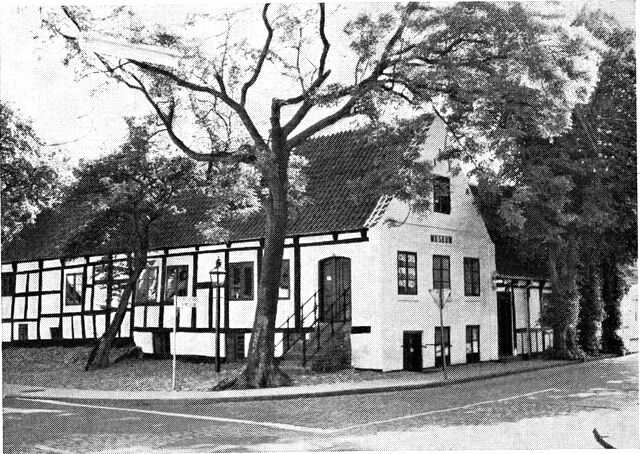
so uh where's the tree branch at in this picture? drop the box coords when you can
[288,97,357,148]
[240,3,273,107]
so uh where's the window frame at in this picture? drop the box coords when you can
[164,265,189,302]
[65,272,83,306]
[1,273,16,297]
[433,176,451,214]
[136,266,159,303]
[466,325,480,363]
[279,259,291,300]
[397,251,418,296]
[228,262,254,301]
[432,255,451,290]
[464,257,481,296]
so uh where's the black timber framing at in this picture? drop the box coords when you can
[158,250,168,329]
[293,236,301,328]
[192,249,198,329]
[9,263,17,341]
[23,272,29,320]
[224,247,230,331]
[2,229,369,343]
[81,257,88,339]
[37,260,43,340]
[58,260,65,338]
[128,255,135,338]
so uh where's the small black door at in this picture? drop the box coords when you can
[497,291,513,356]
[403,331,423,371]
[319,257,351,322]
[152,331,171,357]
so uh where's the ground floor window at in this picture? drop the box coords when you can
[50,327,62,340]
[18,324,28,341]
[466,325,480,363]
[228,262,254,300]
[65,272,83,306]
[152,331,171,356]
[435,326,451,367]
[226,333,245,362]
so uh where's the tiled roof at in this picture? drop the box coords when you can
[2,129,412,263]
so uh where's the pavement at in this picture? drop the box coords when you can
[3,354,622,402]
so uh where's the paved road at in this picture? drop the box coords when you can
[3,355,638,452]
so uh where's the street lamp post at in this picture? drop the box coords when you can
[210,259,226,373]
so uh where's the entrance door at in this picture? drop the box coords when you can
[497,291,513,356]
[403,331,423,371]
[319,257,351,322]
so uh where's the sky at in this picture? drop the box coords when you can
[0,0,636,166]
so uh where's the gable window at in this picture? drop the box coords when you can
[466,325,480,363]
[398,252,418,295]
[137,266,159,303]
[65,273,83,306]
[434,176,451,214]
[279,259,290,300]
[1,273,15,297]
[165,265,188,301]
[433,255,450,290]
[229,262,254,300]
[464,258,481,296]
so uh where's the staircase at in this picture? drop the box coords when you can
[276,289,352,372]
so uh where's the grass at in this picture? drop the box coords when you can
[2,346,419,392]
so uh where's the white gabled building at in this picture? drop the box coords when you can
[1,117,552,371]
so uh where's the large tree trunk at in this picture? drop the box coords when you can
[577,260,603,354]
[85,251,147,370]
[541,243,582,359]
[600,256,626,355]
[214,136,292,390]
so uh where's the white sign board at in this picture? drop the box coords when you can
[429,289,452,307]
[177,296,198,309]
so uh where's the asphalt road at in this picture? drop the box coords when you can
[3,355,638,452]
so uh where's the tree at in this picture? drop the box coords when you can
[1,102,66,243]
[473,10,635,358]
[42,3,599,387]
[63,117,206,369]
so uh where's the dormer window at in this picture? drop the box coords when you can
[434,176,451,214]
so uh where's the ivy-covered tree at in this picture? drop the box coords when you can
[1,102,66,243]
[42,3,599,387]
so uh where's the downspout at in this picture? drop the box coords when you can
[525,280,532,358]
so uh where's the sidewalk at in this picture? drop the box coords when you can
[4,355,621,403]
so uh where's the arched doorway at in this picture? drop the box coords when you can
[318,256,351,322]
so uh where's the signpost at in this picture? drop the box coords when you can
[172,296,198,391]
[429,288,452,380]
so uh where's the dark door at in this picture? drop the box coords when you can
[403,331,423,371]
[319,257,351,322]
[153,331,170,357]
[497,291,513,356]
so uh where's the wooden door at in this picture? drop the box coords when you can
[319,257,351,322]
[497,291,513,356]
[403,331,423,371]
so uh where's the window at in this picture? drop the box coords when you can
[50,327,62,340]
[229,262,254,300]
[18,324,28,341]
[398,252,418,295]
[435,326,451,367]
[464,258,481,296]
[433,176,451,214]
[466,325,480,363]
[279,260,290,300]
[433,255,450,290]
[136,266,159,303]
[165,265,188,301]
[1,273,15,296]
[65,273,83,306]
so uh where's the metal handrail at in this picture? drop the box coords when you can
[274,291,318,351]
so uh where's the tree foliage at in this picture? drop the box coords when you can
[41,2,601,385]
[1,102,66,243]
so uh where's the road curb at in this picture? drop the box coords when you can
[6,354,627,403]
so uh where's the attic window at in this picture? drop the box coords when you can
[433,176,451,214]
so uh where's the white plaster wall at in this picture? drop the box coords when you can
[42,270,60,292]
[40,318,59,339]
[2,323,10,341]
[2,297,11,317]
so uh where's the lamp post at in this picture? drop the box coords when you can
[210,259,226,373]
